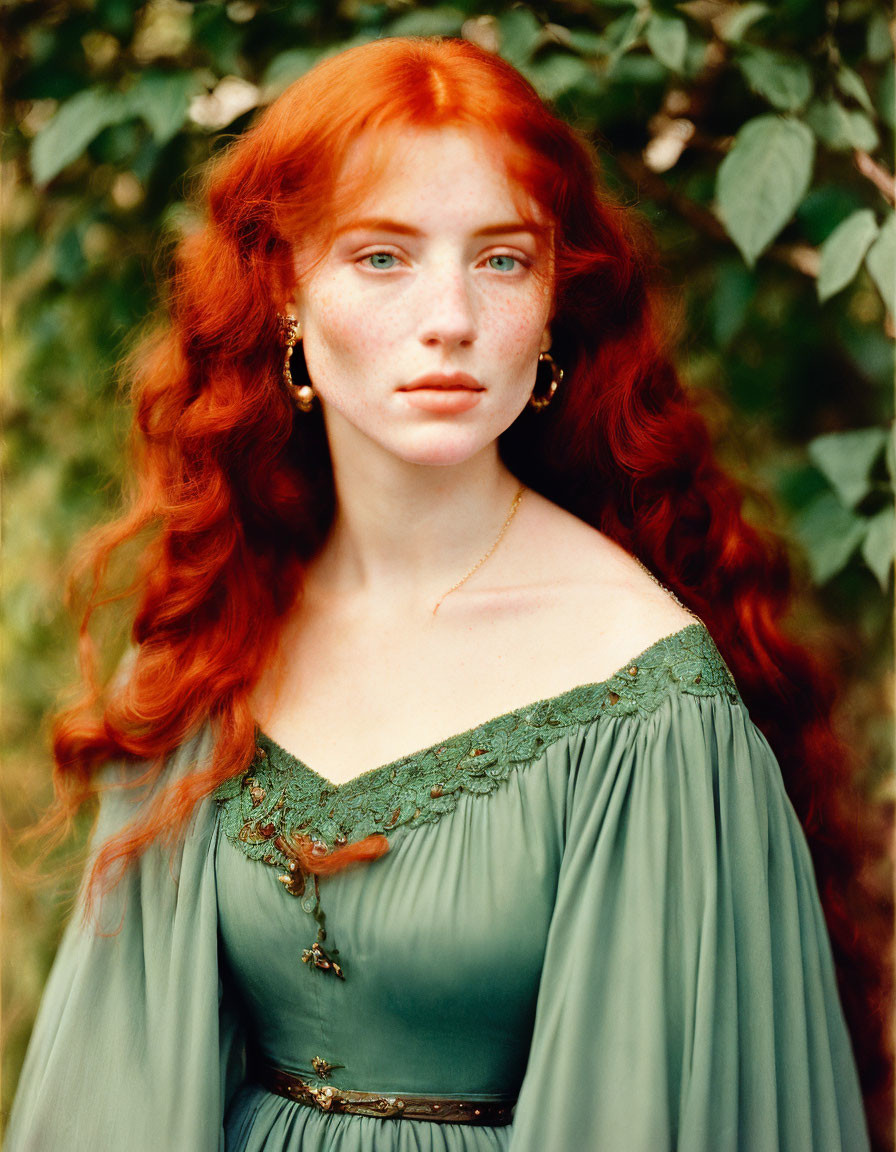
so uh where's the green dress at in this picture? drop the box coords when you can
[6,622,870,1150]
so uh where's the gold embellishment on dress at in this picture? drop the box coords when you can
[278,869,306,897]
[240,820,277,844]
[309,1084,337,1111]
[608,691,619,705]
[311,1056,345,1080]
[272,841,343,971]
[694,672,702,683]
[302,940,345,979]
[430,784,444,798]
[628,665,638,676]
[275,835,307,897]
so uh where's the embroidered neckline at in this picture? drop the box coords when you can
[214,621,740,864]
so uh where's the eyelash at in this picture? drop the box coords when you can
[357,250,531,273]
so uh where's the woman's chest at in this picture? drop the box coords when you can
[249,584,630,786]
[215,758,570,1094]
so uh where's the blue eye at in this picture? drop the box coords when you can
[365,252,396,269]
[488,255,518,272]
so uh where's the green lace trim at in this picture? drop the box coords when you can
[214,621,740,866]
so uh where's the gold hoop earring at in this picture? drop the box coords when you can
[277,312,316,413]
[528,351,563,412]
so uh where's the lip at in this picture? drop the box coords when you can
[399,373,484,391]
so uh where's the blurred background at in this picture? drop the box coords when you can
[2,0,894,1146]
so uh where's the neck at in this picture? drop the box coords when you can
[306,442,524,616]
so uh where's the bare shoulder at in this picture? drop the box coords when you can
[481,487,700,682]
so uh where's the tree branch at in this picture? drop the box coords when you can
[852,150,896,207]
[616,152,820,278]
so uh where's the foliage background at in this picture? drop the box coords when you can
[2,0,894,1146]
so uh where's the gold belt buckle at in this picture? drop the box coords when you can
[307,1084,337,1111]
[308,1083,407,1117]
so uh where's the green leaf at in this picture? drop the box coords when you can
[738,46,812,112]
[887,423,896,487]
[879,62,895,130]
[845,111,878,151]
[711,260,758,346]
[715,115,814,267]
[528,54,593,99]
[817,209,880,302]
[836,65,874,114]
[498,7,543,69]
[31,87,128,185]
[388,7,465,36]
[807,427,887,508]
[191,4,243,74]
[866,213,896,317]
[608,54,667,86]
[860,504,895,590]
[792,491,867,583]
[605,9,646,70]
[682,35,709,78]
[719,2,769,42]
[263,48,322,94]
[867,11,894,63]
[126,70,195,145]
[566,29,607,57]
[645,13,688,72]
[807,99,880,151]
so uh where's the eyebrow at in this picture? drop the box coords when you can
[335,217,545,240]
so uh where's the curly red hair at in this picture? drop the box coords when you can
[40,36,890,1137]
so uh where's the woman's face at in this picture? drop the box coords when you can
[285,127,555,470]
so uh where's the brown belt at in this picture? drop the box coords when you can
[252,1059,516,1125]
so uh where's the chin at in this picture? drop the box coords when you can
[393,416,526,466]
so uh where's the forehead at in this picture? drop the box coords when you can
[329,125,548,234]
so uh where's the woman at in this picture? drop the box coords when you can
[7,35,880,1151]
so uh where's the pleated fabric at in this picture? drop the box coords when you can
[5,725,245,1151]
[506,693,868,1151]
[6,639,870,1152]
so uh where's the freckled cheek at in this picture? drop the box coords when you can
[481,294,549,356]
[312,284,407,355]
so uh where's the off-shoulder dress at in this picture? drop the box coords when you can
[6,622,870,1151]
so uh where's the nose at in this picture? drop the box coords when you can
[416,259,477,350]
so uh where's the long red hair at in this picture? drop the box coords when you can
[42,36,890,1135]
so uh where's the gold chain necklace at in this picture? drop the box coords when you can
[431,484,527,616]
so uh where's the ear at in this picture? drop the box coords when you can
[540,327,552,353]
[278,284,303,324]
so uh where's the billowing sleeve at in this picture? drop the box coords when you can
[508,690,870,1151]
[5,724,246,1151]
